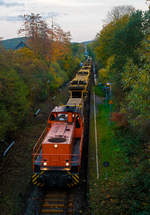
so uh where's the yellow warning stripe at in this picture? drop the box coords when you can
[32,171,44,177]
[72,175,79,183]
[39,171,44,175]
[32,173,37,179]
[73,181,78,186]
[66,171,79,186]
[67,171,79,178]
[67,171,71,175]
[32,176,39,183]
[33,181,38,185]
[32,171,44,183]
[75,174,79,179]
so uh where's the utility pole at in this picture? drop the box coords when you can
[51,16,54,41]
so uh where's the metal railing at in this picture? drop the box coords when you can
[33,128,48,162]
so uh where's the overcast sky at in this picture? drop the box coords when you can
[0,0,148,42]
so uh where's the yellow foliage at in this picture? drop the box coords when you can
[106,55,115,71]
[51,41,71,63]
[98,68,108,83]
[14,47,35,59]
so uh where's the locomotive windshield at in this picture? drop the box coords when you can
[49,113,75,122]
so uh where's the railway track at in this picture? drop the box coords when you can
[39,189,74,215]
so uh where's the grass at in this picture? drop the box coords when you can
[94,85,105,97]
[97,104,126,181]
[89,87,128,214]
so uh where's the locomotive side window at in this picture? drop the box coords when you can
[49,113,56,120]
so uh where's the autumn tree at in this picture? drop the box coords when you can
[19,13,52,60]
[19,13,71,65]
[50,23,71,63]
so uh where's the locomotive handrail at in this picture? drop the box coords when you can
[33,127,48,160]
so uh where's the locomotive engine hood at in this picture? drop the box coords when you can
[41,121,74,170]
[43,122,74,145]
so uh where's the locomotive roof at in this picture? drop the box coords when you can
[51,105,81,114]
[67,98,82,107]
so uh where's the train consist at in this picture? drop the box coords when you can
[32,57,92,188]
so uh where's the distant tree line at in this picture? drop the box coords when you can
[0,13,85,142]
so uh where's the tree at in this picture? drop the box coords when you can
[19,13,71,65]
[13,47,51,102]
[104,5,135,24]
[0,68,30,139]
[19,13,52,59]
[50,24,71,63]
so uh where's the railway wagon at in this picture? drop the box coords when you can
[69,66,91,101]
[69,75,89,101]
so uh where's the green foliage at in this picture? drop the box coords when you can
[87,43,95,60]
[113,10,144,60]
[49,62,68,90]
[121,45,150,137]
[0,68,30,139]
[94,15,129,67]
[118,160,150,215]
[94,85,105,97]
[71,43,85,59]
[116,129,141,164]
[92,8,150,215]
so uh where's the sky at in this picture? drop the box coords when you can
[0,0,148,42]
